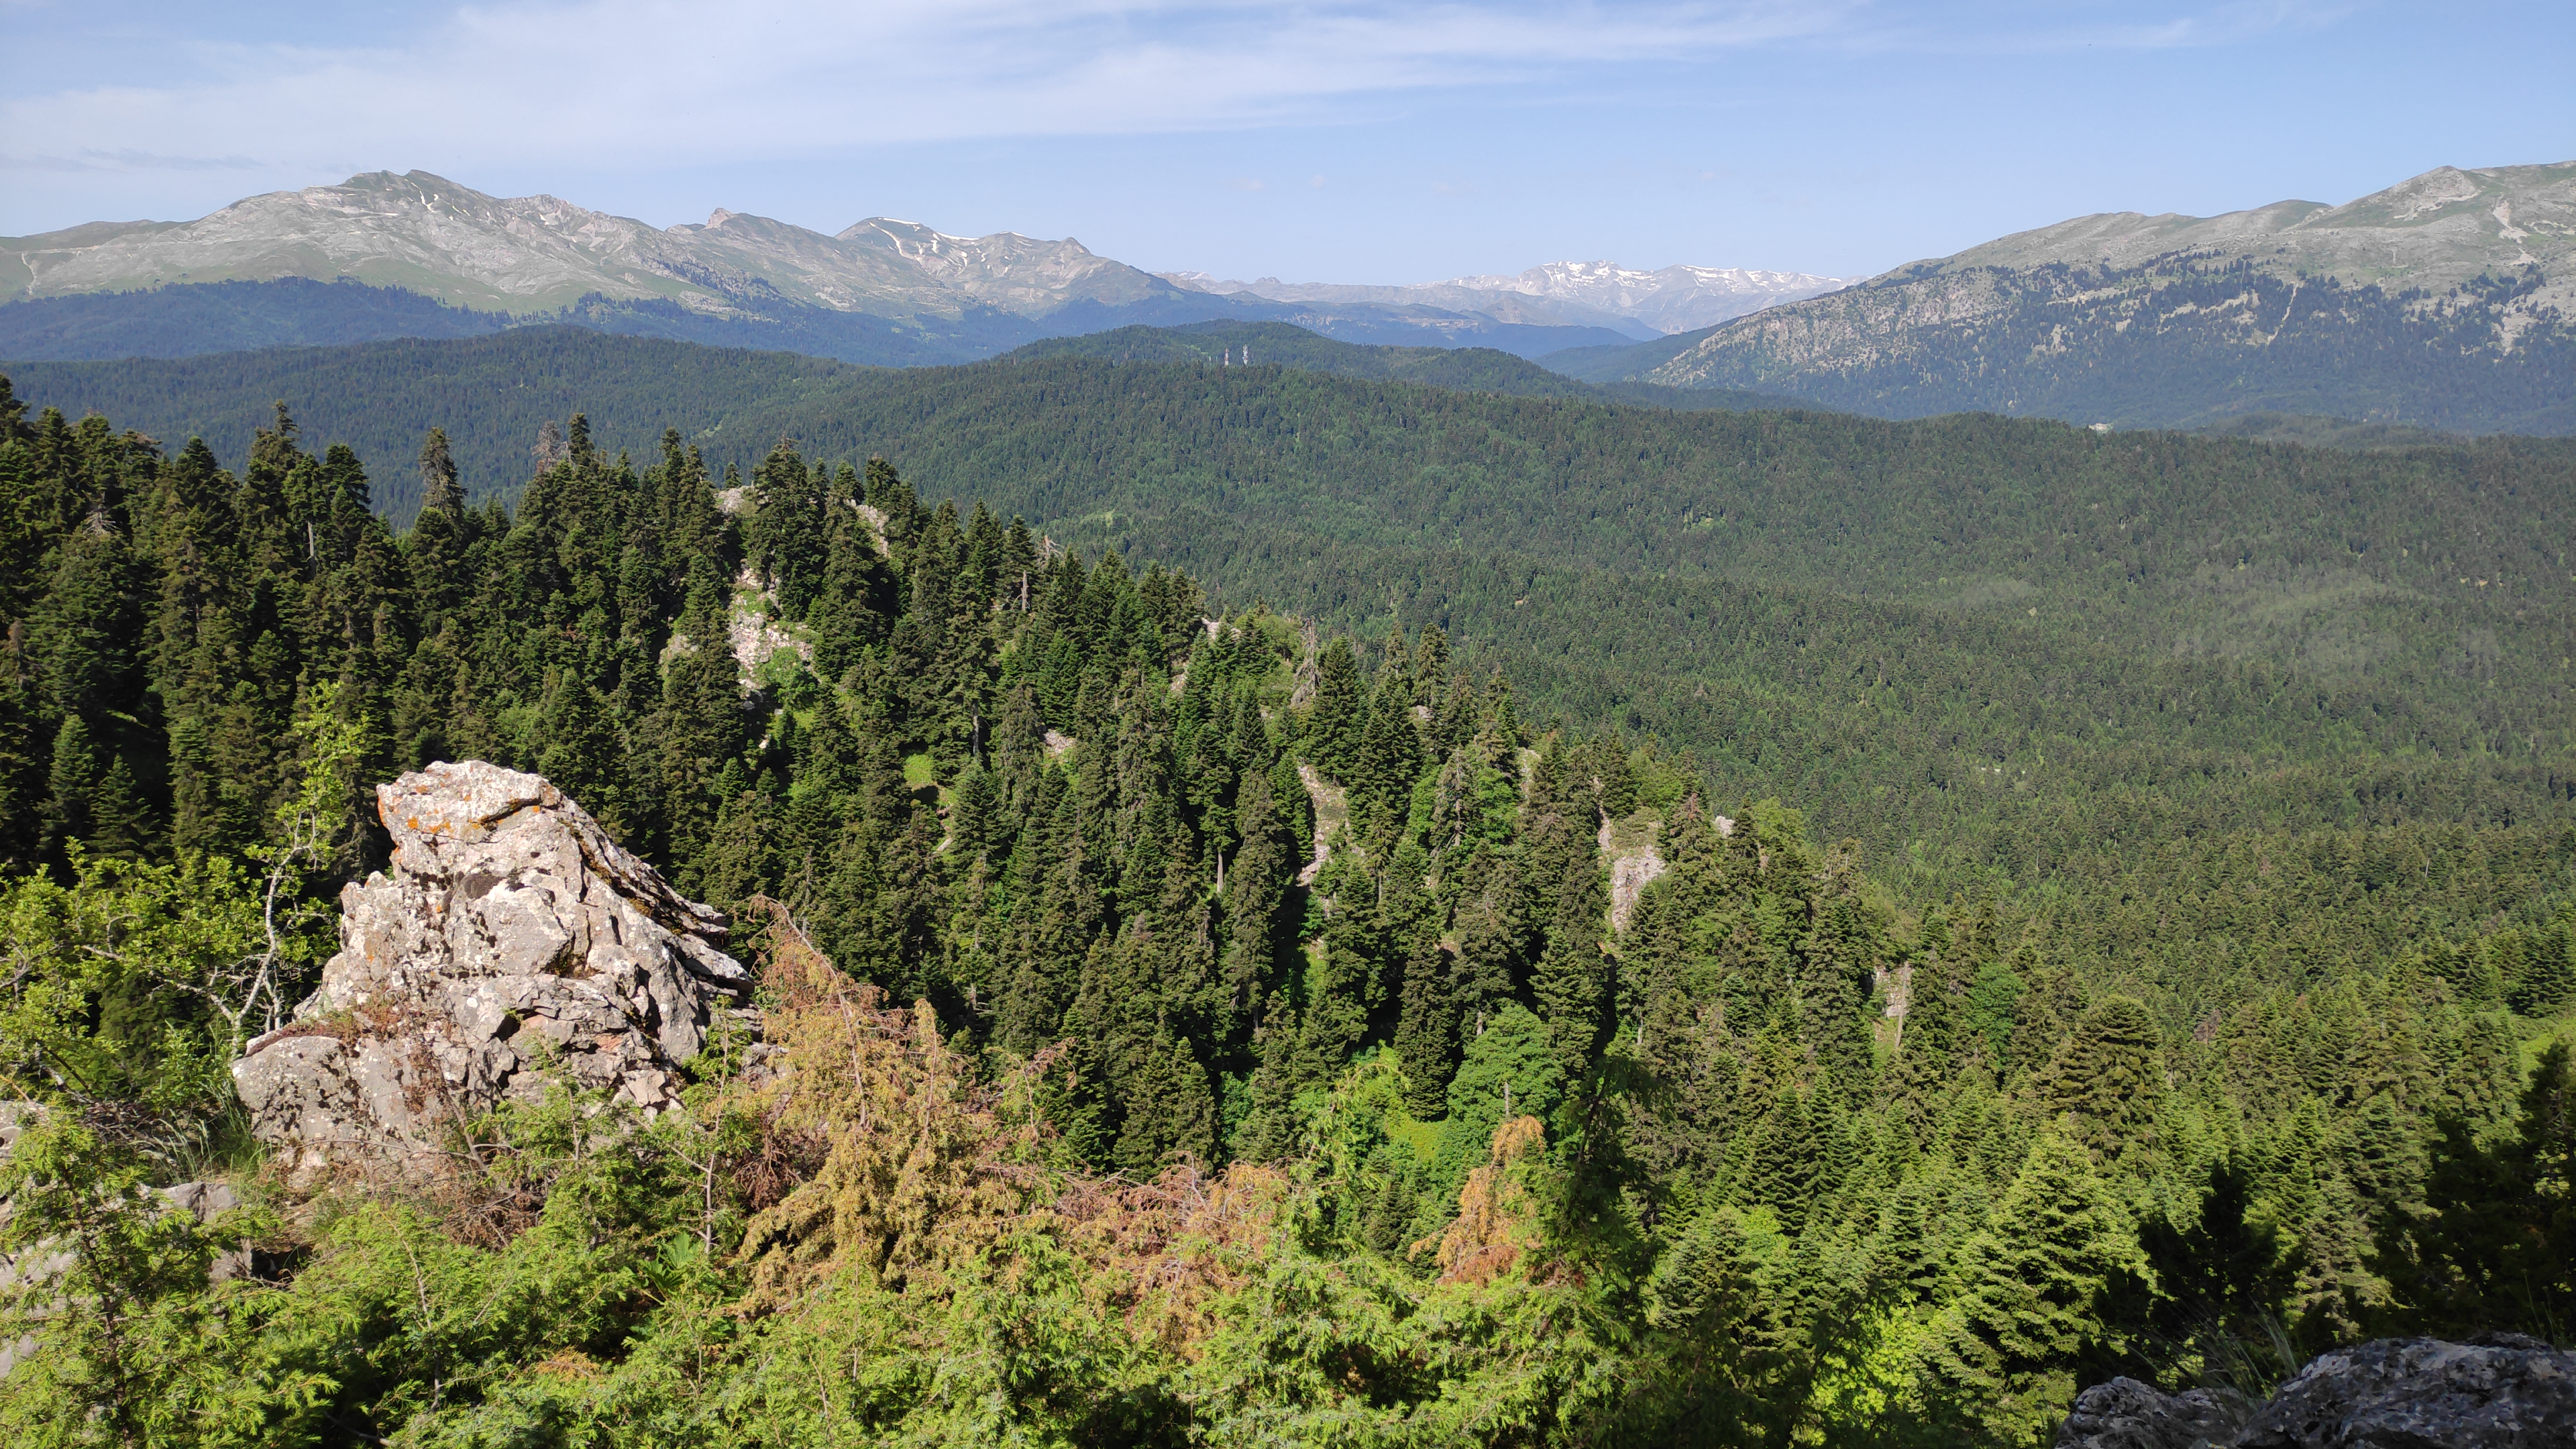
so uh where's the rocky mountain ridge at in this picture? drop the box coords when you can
[1561,160,2576,434]
[0,170,1177,325]
[1441,259,1856,333]
[1905,162,2572,289]
[0,172,1666,362]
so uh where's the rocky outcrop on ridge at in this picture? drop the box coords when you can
[2058,1335,2576,1449]
[231,762,757,1179]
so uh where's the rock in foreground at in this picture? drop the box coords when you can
[2059,1336,2576,1449]
[232,762,756,1178]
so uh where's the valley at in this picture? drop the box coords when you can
[3,147,2572,1449]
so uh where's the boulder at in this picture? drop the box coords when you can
[2055,1377,2257,1449]
[231,761,757,1179]
[2059,1337,2576,1449]
[2240,1336,2576,1449]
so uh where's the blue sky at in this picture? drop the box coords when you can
[3,1,2569,282]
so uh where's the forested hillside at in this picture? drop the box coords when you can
[0,325,1792,521]
[1008,320,1801,412]
[0,278,519,360]
[2,329,865,519]
[6,343,2570,912]
[2,387,2569,1444]
[643,356,2576,896]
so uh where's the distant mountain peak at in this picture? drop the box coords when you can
[1153,258,1851,335]
[1434,258,1856,333]
[1904,160,2573,284]
[1623,157,2575,436]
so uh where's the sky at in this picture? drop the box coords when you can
[3,1,2569,284]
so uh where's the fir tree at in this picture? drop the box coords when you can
[38,714,97,860]
[1922,1134,2143,1444]
[1530,832,1609,1089]
[2380,1042,2576,1340]
[2509,917,2575,1015]
[1303,636,1366,780]
[1393,930,1458,1118]
[2039,996,2165,1173]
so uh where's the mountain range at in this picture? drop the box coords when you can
[1557,161,2576,434]
[1159,260,1852,337]
[0,171,1655,364]
[0,172,1152,323]
[4,160,2569,435]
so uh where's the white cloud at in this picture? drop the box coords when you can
[0,2,1853,182]
[0,148,267,174]
[0,0,2341,238]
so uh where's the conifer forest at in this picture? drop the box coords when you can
[0,369,2571,1449]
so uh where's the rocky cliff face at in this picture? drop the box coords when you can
[2059,1335,2576,1449]
[231,762,757,1179]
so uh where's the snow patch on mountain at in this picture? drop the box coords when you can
[1164,259,1854,335]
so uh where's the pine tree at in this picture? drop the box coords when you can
[38,713,97,859]
[1796,883,1880,1102]
[85,757,152,861]
[1412,625,1450,712]
[1114,1026,1218,1174]
[1220,764,1293,1040]
[1352,663,1423,833]
[2259,1097,2377,1337]
[1450,863,1528,1028]
[33,520,144,730]
[1234,1000,1303,1163]
[409,427,472,626]
[535,672,629,838]
[1744,1083,1821,1235]
[2510,917,2574,1015]
[747,443,828,619]
[2133,1160,2290,1381]
[0,623,40,869]
[1297,935,1373,1086]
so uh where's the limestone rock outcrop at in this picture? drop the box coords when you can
[2058,1336,2576,1449]
[231,762,757,1177]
